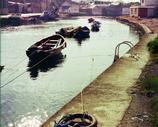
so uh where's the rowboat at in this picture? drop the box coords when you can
[26,34,66,60]
[88,18,94,23]
[91,21,101,32]
[73,26,90,39]
[56,27,78,38]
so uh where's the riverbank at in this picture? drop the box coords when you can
[117,16,158,34]
[117,16,158,127]
[41,17,157,127]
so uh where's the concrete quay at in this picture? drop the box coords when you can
[41,18,157,127]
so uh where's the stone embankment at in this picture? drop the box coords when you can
[116,16,152,34]
[41,17,157,127]
[117,17,158,127]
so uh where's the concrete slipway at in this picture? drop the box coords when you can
[41,21,157,127]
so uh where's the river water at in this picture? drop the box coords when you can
[1,17,139,127]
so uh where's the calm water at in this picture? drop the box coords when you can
[1,17,139,127]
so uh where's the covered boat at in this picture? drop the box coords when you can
[56,27,79,38]
[54,113,97,127]
[91,21,101,32]
[88,18,94,23]
[26,34,66,60]
[73,26,90,39]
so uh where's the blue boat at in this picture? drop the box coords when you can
[73,26,90,39]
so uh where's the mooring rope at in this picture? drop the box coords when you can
[2,51,37,79]
[1,53,52,89]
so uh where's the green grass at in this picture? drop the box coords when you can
[141,76,158,92]
[148,37,158,54]
[155,59,158,64]
[152,114,158,127]
[154,56,158,64]
[151,96,158,112]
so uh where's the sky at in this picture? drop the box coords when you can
[73,0,140,3]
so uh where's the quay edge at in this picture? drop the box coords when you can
[116,16,153,34]
[41,17,157,127]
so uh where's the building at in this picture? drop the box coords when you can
[102,5,122,17]
[0,0,8,15]
[130,0,158,18]
[58,0,80,16]
[94,0,111,6]
[8,1,25,13]
[122,7,130,15]
[69,1,80,15]
[92,5,103,15]
[58,0,71,15]
[79,6,92,15]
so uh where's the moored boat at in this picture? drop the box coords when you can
[56,27,79,38]
[91,21,101,32]
[26,34,66,60]
[73,26,90,39]
[54,113,97,127]
[88,18,94,23]
[0,66,4,72]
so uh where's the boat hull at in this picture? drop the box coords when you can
[56,27,79,38]
[26,46,65,60]
[73,26,90,39]
[26,34,66,60]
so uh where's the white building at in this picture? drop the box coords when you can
[141,0,158,6]
[59,0,80,16]
[130,0,158,18]
[92,5,103,15]
[58,0,71,15]
[122,7,130,15]
[69,1,80,15]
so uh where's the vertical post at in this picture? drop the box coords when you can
[81,90,85,113]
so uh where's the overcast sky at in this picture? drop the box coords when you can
[73,0,140,3]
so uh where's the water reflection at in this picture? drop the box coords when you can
[27,53,66,79]
[75,37,90,45]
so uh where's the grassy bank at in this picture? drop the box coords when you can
[146,37,158,127]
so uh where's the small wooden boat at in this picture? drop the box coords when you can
[73,26,90,39]
[88,18,94,23]
[91,21,101,32]
[0,66,4,72]
[26,34,66,60]
[56,27,79,38]
[54,113,97,127]
[91,24,99,32]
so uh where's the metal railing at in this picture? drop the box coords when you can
[113,41,134,63]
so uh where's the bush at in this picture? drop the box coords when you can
[153,56,158,64]
[141,76,158,92]
[152,114,158,127]
[148,37,158,54]
[155,59,158,64]
[151,96,158,112]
